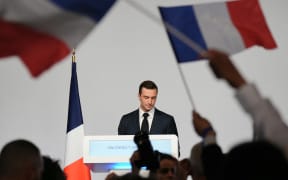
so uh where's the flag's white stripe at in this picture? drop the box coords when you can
[194,2,245,53]
[64,124,84,166]
[2,0,95,48]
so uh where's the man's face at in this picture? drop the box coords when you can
[138,87,157,112]
[157,159,178,180]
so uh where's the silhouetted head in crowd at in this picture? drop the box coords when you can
[156,153,178,180]
[42,156,66,180]
[118,173,154,180]
[0,139,43,180]
[105,172,156,180]
[224,140,288,180]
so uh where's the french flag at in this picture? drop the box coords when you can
[64,54,90,180]
[0,0,116,77]
[159,0,277,63]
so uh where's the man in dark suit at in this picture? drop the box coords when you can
[118,80,178,136]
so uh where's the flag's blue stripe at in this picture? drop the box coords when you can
[49,0,116,22]
[67,62,83,133]
[159,6,207,63]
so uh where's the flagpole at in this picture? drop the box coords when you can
[124,0,203,110]
[65,48,91,180]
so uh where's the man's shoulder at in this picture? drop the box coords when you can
[155,108,174,119]
[121,109,138,118]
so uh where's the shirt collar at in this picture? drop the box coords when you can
[139,108,155,117]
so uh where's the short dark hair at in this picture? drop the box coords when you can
[0,139,42,176]
[138,80,158,94]
[42,156,66,180]
[224,140,288,180]
[159,152,177,162]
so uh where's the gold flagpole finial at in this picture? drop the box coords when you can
[72,48,76,62]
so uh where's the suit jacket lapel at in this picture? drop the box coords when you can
[150,109,160,134]
[132,110,140,133]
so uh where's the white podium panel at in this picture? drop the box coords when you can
[83,135,178,172]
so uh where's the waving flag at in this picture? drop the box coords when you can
[159,0,277,63]
[64,52,90,180]
[0,0,116,77]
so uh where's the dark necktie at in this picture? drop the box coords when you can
[141,113,149,133]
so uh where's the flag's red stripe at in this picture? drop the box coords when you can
[0,19,70,77]
[64,158,91,180]
[227,0,277,49]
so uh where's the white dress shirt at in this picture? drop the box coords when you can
[139,108,155,132]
